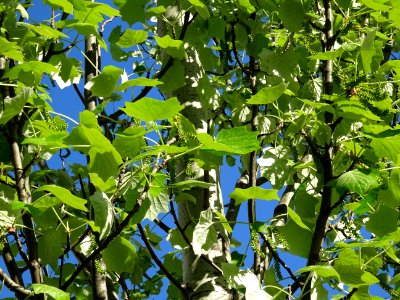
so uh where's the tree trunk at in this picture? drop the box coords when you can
[158,4,233,299]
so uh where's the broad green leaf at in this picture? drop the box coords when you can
[235,0,256,14]
[89,173,116,194]
[188,0,210,18]
[359,0,390,11]
[115,0,147,25]
[22,132,68,148]
[335,169,377,195]
[230,187,279,205]
[0,36,24,61]
[192,208,218,255]
[102,236,136,274]
[145,191,169,220]
[89,190,114,240]
[0,88,32,125]
[334,248,379,287]
[366,204,399,237]
[122,97,183,121]
[113,127,146,158]
[170,180,214,190]
[155,35,185,59]
[22,23,68,39]
[64,22,106,48]
[247,83,287,104]
[5,61,59,80]
[38,226,64,270]
[287,207,311,231]
[167,228,188,250]
[296,265,340,281]
[43,0,73,13]
[214,211,232,233]
[198,126,260,155]
[85,65,123,98]
[158,60,185,93]
[35,185,88,211]
[297,98,335,114]
[116,78,162,91]
[32,284,70,300]
[88,148,123,181]
[117,29,148,48]
[336,100,381,121]
[360,29,376,74]
[279,0,305,32]
[377,169,400,207]
[309,49,344,60]
[370,136,400,164]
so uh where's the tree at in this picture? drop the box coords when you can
[0,0,399,299]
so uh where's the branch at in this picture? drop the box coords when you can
[0,267,32,297]
[138,223,188,297]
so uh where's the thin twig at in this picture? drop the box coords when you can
[138,223,188,297]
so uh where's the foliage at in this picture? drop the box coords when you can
[0,0,399,299]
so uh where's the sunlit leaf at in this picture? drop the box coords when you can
[230,187,279,205]
[122,97,183,121]
[35,185,88,211]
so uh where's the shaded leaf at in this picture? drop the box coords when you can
[247,83,287,104]
[103,236,136,274]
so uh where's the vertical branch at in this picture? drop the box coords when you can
[84,33,100,111]
[301,0,335,298]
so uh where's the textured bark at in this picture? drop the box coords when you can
[158,4,233,299]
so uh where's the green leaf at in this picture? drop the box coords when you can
[198,126,260,155]
[0,36,24,61]
[366,204,399,237]
[32,284,70,300]
[247,83,287,104]
[170,180,214,190]
[309,49,344,60]
[229,187,279,205]
[188,0,210,18]
[122,97,183,121]
[214,211,232,233]
[377,169,400,208]
[334,248,379,287]
[235,0,256,14]
[35,185,88,211]
[38,226,64,270]
[287,207,311,231]
[0,88,33,125]
[43,0,73,13]
[155,35,185,59]
[370,136,400,164]
[5,61,59,80]
[145,190,169,220]
[89,190,113,240]
[22,23,68,39]
[116,0,147,25]
[102,236,136,274]
[64,22,106,48]
[296,265,340,281]
[336,99,382,121]
[86,65,123,98]
[279,0,305,32]
[192,208,218,255]
[359,0,390,11]
[360,29,376,74]
[116,78,162,91]
[335,169,377,195]
[117,29,148,48]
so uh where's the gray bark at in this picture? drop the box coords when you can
[158,4,234,299]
